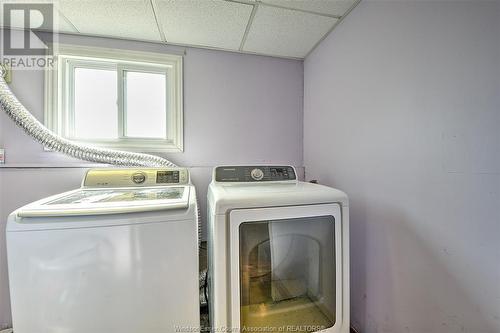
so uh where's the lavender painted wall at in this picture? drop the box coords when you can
[1,33,304,167]
[304,1,500,332]
[0,33,304,327]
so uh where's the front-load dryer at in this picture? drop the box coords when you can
[6,168,199,333]
[207,166,349,333]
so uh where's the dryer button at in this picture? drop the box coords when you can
[250,168,264,181]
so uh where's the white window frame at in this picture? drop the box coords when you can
[45,44,183,152]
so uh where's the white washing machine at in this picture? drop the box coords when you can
[6,168,199,333]
[207,166,349,333]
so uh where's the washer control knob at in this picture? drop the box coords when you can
[250,168,264,181]
[132,172,146,184]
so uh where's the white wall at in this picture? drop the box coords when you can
[0,33,304,327]
[304,1,500,332]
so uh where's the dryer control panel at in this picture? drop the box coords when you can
[215,166,296,182]
[83,168,189,188]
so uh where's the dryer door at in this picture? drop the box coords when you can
[229,204,343,333]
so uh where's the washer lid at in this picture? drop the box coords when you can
[17,186,190,217]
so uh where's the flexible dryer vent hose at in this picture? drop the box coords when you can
[0,72,176,168]
[0,69,206,304]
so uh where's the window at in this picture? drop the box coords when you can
[45,45,183,152]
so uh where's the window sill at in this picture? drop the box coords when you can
[42,139,183,154]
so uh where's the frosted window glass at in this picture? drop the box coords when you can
[125,71,167,139]
[73,68,118,139]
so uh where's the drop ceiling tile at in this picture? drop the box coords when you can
[0,0,77,33]
[0,14,77,34]
[155,0,253,50]
[243,5,336,58]
[58,0,161,41]
[262,0,356,17]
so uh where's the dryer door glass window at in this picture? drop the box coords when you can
[239,216,335,332]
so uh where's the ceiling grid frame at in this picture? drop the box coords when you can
[238,1,259,51]
[150,0,168,42]
[1,0,362,59]
[258,1,342,19]
[58,9,80,33]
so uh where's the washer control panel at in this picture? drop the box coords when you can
[83,168,189,188]
[215,166,296,182]
[156,170,181,184]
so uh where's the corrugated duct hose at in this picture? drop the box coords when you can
[0,68,207,307]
